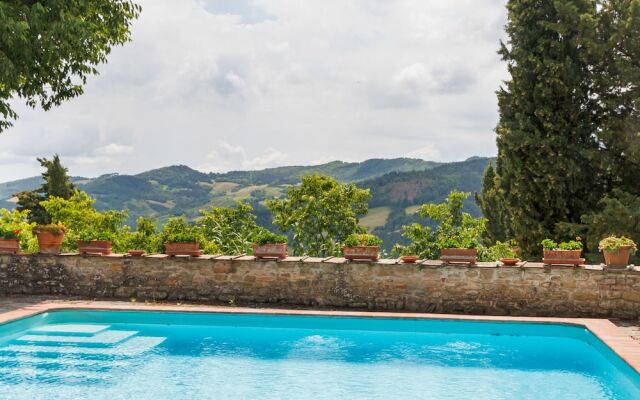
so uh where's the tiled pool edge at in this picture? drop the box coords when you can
[0,300,638,374]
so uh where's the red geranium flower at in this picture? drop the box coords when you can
[13,230,21,235]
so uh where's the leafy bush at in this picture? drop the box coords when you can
[0,209,38,252]
[343,233,382,247]
[160,217,199,243]
[121,217,162,253]
[391,244,417,257]
[254,231,287,245]
[41,191,128,251]
[77,229,114,241]
[478,240,518,262]
[267,173,370,256]
[198,202,269,255]
[396,191,486,258]
[598,236,637,254]
[0,226,20,239]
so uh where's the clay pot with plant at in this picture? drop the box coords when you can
[393,245,418,264]
[439,235,479,265]
[477,240,521,266]
[598,236,637,269]
[541,238,585,266]
[342,233,382,261]
[35,224,67,254]
[161,217,202,257]
[0,226,21,254]
[77,230,113,255]
[252,231,288,259]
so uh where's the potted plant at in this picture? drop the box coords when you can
[598,236,637,269]
[34,224,67,254]
[0,226,21,254]
[479,240,520,266]
[342,233,382,261]
[393,245,418,264]
[252,231,288,259]
[541,238,585,266]
[440,235,479,265]
[161,217,202,257]
[77,230,113,255]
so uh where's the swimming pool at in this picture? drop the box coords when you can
[0,310,638,399]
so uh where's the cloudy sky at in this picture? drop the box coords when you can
[0,0,508,182]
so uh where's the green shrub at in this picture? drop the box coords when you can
[40,191,128,251]
[395,191,486,258]
[254,231,287,245]
[266,173,371,256]
[160,217,199,243]
[0,226,20,239]
[198,202,269,255]
[343,233,382,247]
[478,240,518,262]
[120,217,162,253]
[0,209,41,252]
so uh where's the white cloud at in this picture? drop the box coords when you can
[0,0,508,182]
[95,144,134,157]
[200,141,288,172]
[407,144,441,161]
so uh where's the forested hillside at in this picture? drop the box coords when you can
[0,157,491,248]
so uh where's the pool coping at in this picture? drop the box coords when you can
[0,300,639,373]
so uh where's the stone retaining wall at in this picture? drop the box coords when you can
[1,254,639,318]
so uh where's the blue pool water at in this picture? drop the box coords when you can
[0,311,638,399]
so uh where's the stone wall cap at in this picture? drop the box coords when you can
[303,257,325,263]
[1,253,639,273]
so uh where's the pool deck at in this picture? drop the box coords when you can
[0,295,639,373]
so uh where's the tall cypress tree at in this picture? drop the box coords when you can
[493,0,602,257]
[16,155,75,224]
[475,164,510,243]
[592,0,640,196]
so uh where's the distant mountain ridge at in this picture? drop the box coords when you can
[0,156,493,248]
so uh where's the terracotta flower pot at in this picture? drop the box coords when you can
[343,246,379,261]
[603,246,632,269]
[77,240,112,255]
[543,249,584,266]
[440,248,478,265]
[128,249,146,257]
[0,238,20,254]
[500,257,520,266]
[36,232,65,254]
[252,243,287,259]
[165,242,202,257]
[400,255,418,264]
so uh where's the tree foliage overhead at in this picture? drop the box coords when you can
[0,0,141,132]
[483,0,640,257]
[266,174,371,257]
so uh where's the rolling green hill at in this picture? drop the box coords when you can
[0,157,492,249]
